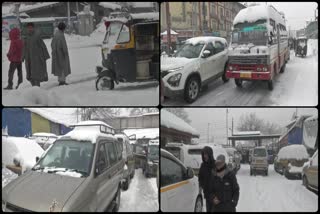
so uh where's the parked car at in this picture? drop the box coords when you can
[275,144,309,179]
[143,139,159,177]
[302,149,318,192]
[160,149,203,212]
[161,36,229,103]
[225,147,241,173]
[250,147,268,176]
[2,121,124,212]
[2,135,44,175]
[164,142,230,175]
[29,132,58,150]
[115,133,135,191]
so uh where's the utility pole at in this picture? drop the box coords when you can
[165,2,171,55]
[207,123,210,144]
[199,2,202,35]
[67,2,71,34]
[226,108,228,145]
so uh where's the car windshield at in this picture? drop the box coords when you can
[232,21,268,46]
[148,145,159,160]
[174,43,204,59]
[33,140,95,177]
[254,148,267,157]
[188,149,202,155]
[103,22,123,45]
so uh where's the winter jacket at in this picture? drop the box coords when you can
[7,28,24,62]
[51,30,71,77]
[208,167,240,212]
[198,146,215,199]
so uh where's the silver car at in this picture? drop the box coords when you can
[250,147,268,176]
[2,124,124,212]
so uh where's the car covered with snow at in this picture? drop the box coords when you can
[115,133,135,190]
[250,146,269,176]
[161,36,229,103]
[164,142,230,175]
[29,132,58,150]
[274,144,309,179]
[2,135,44,175]
[2,121,124,212]
[225,147,241,173]
[160,148,203,212]
[302,149,318,192]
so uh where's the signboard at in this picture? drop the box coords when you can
[2,17,20,38]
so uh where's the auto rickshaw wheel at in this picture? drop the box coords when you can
[235,79,243,87]
[96,76,114,90]
[267,79,274,90]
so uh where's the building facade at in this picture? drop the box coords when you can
[161,2,245,44]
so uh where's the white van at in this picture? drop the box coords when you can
[160,149,203,212]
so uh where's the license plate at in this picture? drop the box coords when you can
[240,72,251,78]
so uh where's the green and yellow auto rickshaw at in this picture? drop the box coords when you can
[95,12,159,90]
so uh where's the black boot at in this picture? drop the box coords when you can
[4,85,13,90]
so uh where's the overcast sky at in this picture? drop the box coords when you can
[185,108,318,144]
[266,2,317,30]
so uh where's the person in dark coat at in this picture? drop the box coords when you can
[22,22,50,87]
[4,28,24,90]
[51,22,71,85]
[198,146,215,212]
[208,154,239,212]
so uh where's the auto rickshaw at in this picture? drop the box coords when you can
[295,36,308,57]
[95,12,159,90]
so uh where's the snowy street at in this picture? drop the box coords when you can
[119,169,158,212]
[202,164,318,212]
[2,26,159,106]
[163,50,318,106]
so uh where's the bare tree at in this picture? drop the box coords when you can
[79,108,121,121]
[165,108,191,124]
[130,108,159,116]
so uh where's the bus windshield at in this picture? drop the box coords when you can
[232,21,269,46]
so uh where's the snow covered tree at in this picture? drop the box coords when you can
[165,108,191,124]
[129,108,159,116]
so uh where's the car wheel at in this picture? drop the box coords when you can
[122,176,130,191]
[303,175,308,188]
[130,169,135,179]
[265,170,268,176]
[280,64,286,73]
[112,186,121,212]
[194,195,203,212]
[184,76,200,103]
[267,79,274,90]
[235,79,243,87]
[96,76,114,90]
[222,64,229,83]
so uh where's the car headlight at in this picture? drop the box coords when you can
[148,161,153,165]
[168,67,183,72]
[2,200,6,212]
[168,73,182,87]
[228,66,233,71]
[262,67,268,72]
[257,67,262,72]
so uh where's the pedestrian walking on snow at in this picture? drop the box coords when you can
[23,22,50,87]
[199,146,216,212]
[4,28,24,90]
[51,22,71,86]
[208,154,239,212]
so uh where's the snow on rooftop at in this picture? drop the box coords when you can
[99,2,121,10]
[161,110,199,137]
[186,36,226,45]
[278,145,309,160]
[25,108,78,127]
[233,4,285,26]
[32,132,57,137]
[20,17,55,23]
[19,2,60,13]
[233,131,261,136]
[72,120,112,128]
[123,128,159,140]
[64,125,115,143]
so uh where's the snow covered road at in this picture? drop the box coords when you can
[164,50,318,106]
[235,164,317,212]
[119,169,159,212]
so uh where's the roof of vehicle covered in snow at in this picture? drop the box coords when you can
[32,132,58,138]
[185,36,227,45]
[104,12,159,23]
[278,145,309,160]
[233,4,286,27]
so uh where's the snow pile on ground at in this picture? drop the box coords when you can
[161,110,199,137]
[278,145,309,160]
[2,167,18,188]
[2,136,44,173]
[307,39,318,56]
[123,128,159,140]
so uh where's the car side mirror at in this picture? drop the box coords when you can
[36,157,39,162]
[186,167,194,179]
[202,50,211,58]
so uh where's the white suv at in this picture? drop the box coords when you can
[161,36,229,103]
